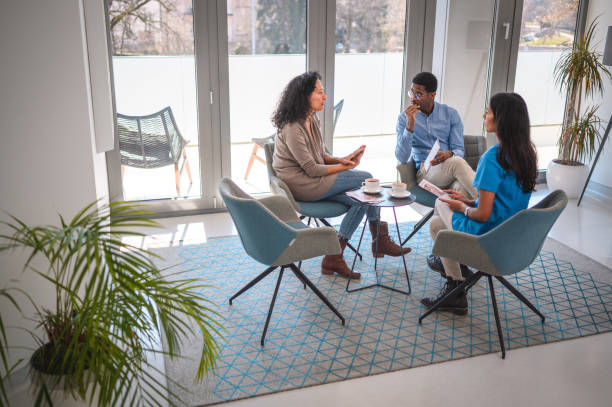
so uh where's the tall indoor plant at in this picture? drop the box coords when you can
[549,18,611,197]
[0,201,222,406]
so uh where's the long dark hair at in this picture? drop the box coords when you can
[272,71,321,131]
[489,92,537,193]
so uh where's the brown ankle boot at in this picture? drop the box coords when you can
[322,238,361,279]
[369,221,411,258]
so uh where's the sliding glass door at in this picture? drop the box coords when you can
[108,0,202,202]
[332,0,408,184]
[513,0,580,169]
[432,0,496,140]
[226,0,307,194]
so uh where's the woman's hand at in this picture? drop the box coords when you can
[344,145,366,166]
[443,189,473,205]
[438,197,468,213]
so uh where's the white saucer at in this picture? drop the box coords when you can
[389,190,411,199]
[361,185,383,194]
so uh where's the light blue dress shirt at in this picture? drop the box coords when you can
[395,102,465,164]
[451,143,532,235]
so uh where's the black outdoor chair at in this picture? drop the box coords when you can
[117,106,192,195]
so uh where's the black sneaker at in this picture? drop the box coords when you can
[427,254,474,281]
[420,279,468,315]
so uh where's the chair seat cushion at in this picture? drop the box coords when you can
[297,201,348,218]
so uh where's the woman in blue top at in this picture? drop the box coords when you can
[422,92,538,315]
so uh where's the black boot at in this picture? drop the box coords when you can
[420,277,468,315]
[427,254,474,280]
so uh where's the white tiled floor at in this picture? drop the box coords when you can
[142,187,612,407]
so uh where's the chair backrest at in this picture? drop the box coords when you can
[218,178,297,265]
[332,99,344,135]
[117,106,187,169]
[479,189,568,275]
[463,135,486,170]
[264,142,300,210]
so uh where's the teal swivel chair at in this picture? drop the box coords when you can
[419,190,568,358]
[396,134,486,245]
[219,178,345,346]
[264,142,363,262]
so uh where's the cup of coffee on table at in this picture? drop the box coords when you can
[362,178,380,193]
[391,182,407,194]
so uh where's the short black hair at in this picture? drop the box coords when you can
[412,72,437,93]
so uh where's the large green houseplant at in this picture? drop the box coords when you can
[549,18,611,197]
[0,201,222,406]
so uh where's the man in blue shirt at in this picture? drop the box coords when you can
[395,72,477,199]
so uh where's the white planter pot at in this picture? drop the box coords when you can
[547,159,589,198]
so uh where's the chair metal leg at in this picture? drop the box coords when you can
[488,275,506,359]
[319,218,362,261]
[229,266,277,305]
[401,208,434,247]
[288,263,345,325]
[261,267,285,346]
[495,276,545,322]
[419,271,483,323]
[293,263,307,289]
[393,207,411,294]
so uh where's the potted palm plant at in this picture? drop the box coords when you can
[0,201,222,406]
[548,19,612,197]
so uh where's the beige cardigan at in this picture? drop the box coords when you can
[272,113,337,201]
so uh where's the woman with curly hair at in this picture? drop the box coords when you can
[272,71,409,279]
[422,92,538,314]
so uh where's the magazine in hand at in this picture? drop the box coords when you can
[418,179,446,197]
[346,189,384,204]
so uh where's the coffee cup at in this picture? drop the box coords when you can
[391,182,407,194]
[362,178,379,192]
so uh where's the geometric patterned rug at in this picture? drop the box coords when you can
[154,222,612,406]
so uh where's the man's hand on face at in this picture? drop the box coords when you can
[403,104,420,132]
[430,150,453,166]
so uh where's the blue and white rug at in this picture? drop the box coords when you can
[153,222,612,406]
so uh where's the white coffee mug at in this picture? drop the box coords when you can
[391,182,407,194]
[362,178,379,192]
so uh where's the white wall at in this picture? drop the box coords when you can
[585,1,612,189]
[0,0,107,366]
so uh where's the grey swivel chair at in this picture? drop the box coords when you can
[396,135,486,245]
[219,178,345,346]
[117,107,192,195]
[263,142,363,262]
[419,190,568,359]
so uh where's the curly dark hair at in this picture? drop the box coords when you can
[489,92,537,193]
[272,71,321,131]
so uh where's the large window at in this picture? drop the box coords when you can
[432,0,495,140]
[333,0,407,183]
[108,0,201,201]
[107,1,565,214]
[227,0,307,194]
[513,0,579,169]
